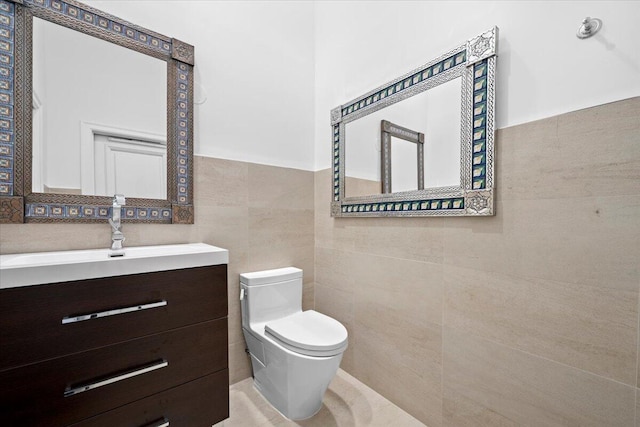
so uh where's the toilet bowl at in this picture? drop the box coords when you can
[240,267,348,420]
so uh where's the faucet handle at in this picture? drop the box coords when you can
[113,194,126,205]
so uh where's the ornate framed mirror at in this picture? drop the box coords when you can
[331,27,498,217]
[0,0,195,223]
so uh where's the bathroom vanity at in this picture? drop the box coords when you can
[0,243,229,426]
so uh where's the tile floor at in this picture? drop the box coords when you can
[214,369,426,427]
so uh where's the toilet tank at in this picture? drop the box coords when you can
[240,267,303,330]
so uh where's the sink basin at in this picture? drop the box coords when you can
[0,243,229,289]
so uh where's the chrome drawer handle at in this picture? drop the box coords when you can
[64,360,168,397]
[62,300,167,324]
[145,418,169,427]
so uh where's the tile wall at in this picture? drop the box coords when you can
[0,157,316,385]
[314,97,640,426]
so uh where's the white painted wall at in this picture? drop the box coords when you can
[86,0,316,171]
[60,1,639,174]
[315,0,640,171]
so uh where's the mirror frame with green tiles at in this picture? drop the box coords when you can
[330,27,498,217]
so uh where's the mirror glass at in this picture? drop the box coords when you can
[31,17,167,199]
[344,77,461,198]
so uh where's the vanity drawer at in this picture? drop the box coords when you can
[0,319,227,427]
[69,370,229,427]
[0,264,227,370]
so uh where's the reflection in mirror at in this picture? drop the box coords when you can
[381,120,424,194]
[32,17,167,198]
[390,134,421,192]
[344,77,461,198]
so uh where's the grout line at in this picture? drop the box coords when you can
[634,284,640,426]
[441,231,447,426]
[636,286,640,387]
[439,256,634,294]
[315,243,443,266]
[447,326,637,390]
[441,296,446,425]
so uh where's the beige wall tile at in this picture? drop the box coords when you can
[195,156,248,207]
[227,253,249,347]
[0,223,108,254]
[314,168,361,252]
[314,165,447,262]
[194,206,249,257]
[248,207,314,250]
[636,388,640,427]
[498,97,640,201]
[315,283,355,373]
[315,218,360,253]
[353,253,443,326]
[347,253,443,425]
[444,195,640,291]
[0,222,207,255]
[124,223,202,246]
[302,280,314,311]
[637,286,640,388]
[247,207,315,275]
[228,340,253,390]
[443,392,519,427]
[444,265,638,385]
[345,175,381,199]
[315,283,354,326]
[557,97,640,138]
[314,168,332,216]
[315,247,358,292]
[339,336,356,375]
[443,328,636,426]
[350,216,445,264]
[248,163,314,210]
[353,320,442,427]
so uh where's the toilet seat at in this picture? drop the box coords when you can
[265,310,348,357]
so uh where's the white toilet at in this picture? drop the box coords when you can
[240,267,348,420]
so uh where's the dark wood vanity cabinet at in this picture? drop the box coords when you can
[0,265,229,426]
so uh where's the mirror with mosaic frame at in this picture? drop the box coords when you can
[331,27,498,217]
[0,0,195,224]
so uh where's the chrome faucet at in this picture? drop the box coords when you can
[108,194,126,257]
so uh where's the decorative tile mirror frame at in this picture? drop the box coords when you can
[331,27,497,217]
[0,0,195,224]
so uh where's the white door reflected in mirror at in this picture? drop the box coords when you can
[32,17,167,197]
[391,135,420,193]
[94,135,167,200]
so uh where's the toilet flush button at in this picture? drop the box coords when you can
[240,288,245,300]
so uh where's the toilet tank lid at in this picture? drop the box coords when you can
[240,267,302,286]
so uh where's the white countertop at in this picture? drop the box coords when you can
[0,243,229,289]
